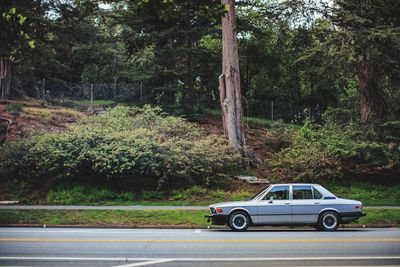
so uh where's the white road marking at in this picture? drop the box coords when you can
[113,259,173,267]
[0,256,399,261]
[194,229,201,233]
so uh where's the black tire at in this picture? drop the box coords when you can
[318,211,340,231]
[229,211,250,231]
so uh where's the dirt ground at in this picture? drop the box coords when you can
[0,100,84,142]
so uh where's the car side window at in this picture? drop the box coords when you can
[313,187,323,199]
[293,186,313,200]
[264,186,289,200]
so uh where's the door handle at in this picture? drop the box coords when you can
[284,202,290,205]
[314,202,320,204]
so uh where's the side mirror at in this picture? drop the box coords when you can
[268,196,274,203]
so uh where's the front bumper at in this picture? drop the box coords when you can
[204,214,228,225]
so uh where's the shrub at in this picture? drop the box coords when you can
[270,115,400,183]
[322,107,353,125]
[0,105,240,191]
[380,121,400,142]
[6,103,24,114]
[264,125,294,153]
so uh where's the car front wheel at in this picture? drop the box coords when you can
[318,211,339,231]
[229,211,250,231]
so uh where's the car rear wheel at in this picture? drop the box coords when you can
[229,211,250,231]
[318,211,339,231]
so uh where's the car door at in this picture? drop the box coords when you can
[291,185,321,223]
[257,185,291,224]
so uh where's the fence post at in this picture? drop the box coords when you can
[90,84,93,112]
[271,100,274,121]
[140,82,143,101]
[42,78,45,104]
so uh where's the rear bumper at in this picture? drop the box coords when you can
[204,214,228,225]
[340,211,366,223]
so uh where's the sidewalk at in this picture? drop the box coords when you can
[0,205,399,210]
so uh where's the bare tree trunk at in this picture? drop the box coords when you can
[357,60,386,122]
[220,0,246,151]
[0,56,12,98]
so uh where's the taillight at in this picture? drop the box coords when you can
[355,205,360,209]
[215,207,223,213]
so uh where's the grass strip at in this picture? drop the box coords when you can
[0,209,209,227]
[355,208,400,225]
[0,208,399,227]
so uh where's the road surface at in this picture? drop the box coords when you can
[0,227,399,266]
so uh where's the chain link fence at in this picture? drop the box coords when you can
[29,78,324,123]
[34,79,152,111]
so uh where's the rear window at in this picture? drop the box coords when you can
[313,187,323,199]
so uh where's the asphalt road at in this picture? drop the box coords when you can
[0,227,399,267]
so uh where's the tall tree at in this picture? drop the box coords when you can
[219,0,245,151]
[0,3,35,98]
[120,0,223,110]
[327,0,400,121]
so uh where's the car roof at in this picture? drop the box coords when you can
[270,183,320,186]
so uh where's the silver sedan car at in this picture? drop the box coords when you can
[205,183,365,231]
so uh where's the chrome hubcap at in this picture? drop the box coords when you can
[322,214,337,229]
[232,214,247,230]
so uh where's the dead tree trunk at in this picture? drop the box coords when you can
[219,0,246,151]
[0,56,12,98]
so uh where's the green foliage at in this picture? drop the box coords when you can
[120,0,224,109]
[0,106,239,191]
[380,121,400,142]
[330,183,400,206]
[0,6,35,57]
[356,208,400,226]
[264,124,295,153]
[270,110,400,182]
[46,185,135,205]
[5,103,24,114]
[43,183,253,205]
[322,107,353,125]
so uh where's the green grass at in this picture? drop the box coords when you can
[42,185,253,206]
[0,209,208,227]
[0,208,398,227]
[355,208,400,225]
[329,183,400,206]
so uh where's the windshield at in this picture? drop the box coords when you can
[250,185,270,200]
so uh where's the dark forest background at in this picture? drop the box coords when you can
[2,0,399,122]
